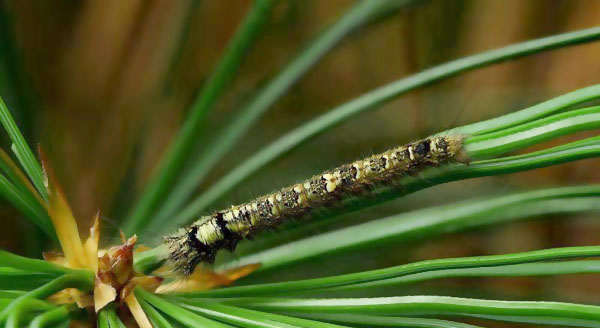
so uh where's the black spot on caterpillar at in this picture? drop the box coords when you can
[164,135,469,275]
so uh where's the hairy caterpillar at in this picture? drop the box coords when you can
[164,135,468,275]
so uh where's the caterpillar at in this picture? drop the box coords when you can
[164,134,469,275]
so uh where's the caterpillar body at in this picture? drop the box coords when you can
[164,135,468,275]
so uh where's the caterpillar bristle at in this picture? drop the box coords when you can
[164,135,469,275]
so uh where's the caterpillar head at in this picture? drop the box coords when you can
[164,222,217,276]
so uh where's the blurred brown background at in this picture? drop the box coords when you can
[0,0,599,320]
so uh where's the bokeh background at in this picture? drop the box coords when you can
[0,0,599,325]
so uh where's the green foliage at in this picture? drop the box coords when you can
[98,306,128,328]
[122,0,277,236]
[158,26,600,234]
[29,306,69,328]
[197,245,600,297]
[137,289,230,328]
[216,185,600,272]
[224,296,600,327]
[133,0,420,236]
[0,95,46,201]
[0,2,600,328]
[0,96,54,239]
